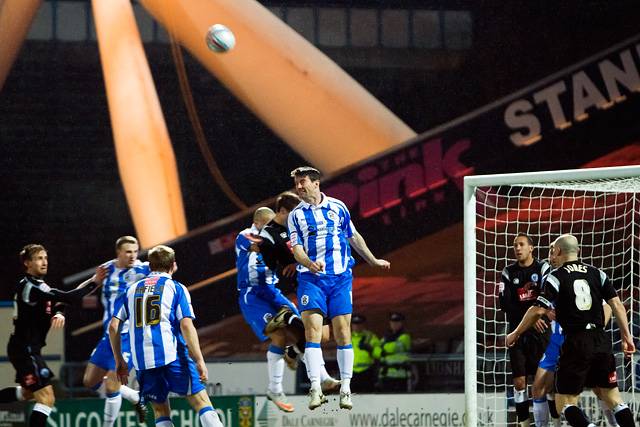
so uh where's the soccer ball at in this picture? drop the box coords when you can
[205,24,236,53]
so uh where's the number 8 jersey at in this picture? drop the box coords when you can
[113,271,194,370]
[537,260,617,333]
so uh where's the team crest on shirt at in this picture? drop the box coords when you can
[280,232,287,239]
[301,295,309,305]
[39,368,51,378]
[327,211,338,221]
[513,278,520,285]
[263,313,273,323]
[531,274,539,282]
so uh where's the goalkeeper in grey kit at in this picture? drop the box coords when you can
[498,233,551,427]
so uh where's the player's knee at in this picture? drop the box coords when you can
[334,329,351,346]
[268,329,287,347]
[151,401,171,418]
[104,381,120,394]
[83,374,101,390]
[36,388,55,407]
[305,324,323,341]
[321,325,331,342]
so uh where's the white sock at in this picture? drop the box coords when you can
[533,398,549,427]
[103,391,122,427]
[155,417,173,427]
[337,345,354,393]
[267,346,285,394]
[119,385,139,403]
[319,354,331,382]
[199,407,223,427]
[600,399,619,427]
[305,344,323,390]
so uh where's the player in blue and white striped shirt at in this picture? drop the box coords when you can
[236,207,299,412]
[288,166,390,410]
[109,245,223,427]
[83,236,150,426]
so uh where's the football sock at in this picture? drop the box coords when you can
[563,404,592,427]
[103,391,122,427]
[30,403,52,427]
[199,406,223,427]
[513,388,529,423]
[267,345,285,394]
[305,343,322,390]
[337,344,354,393]
[547,394,559,419]
[613,403,633,427]
[119,385,139,403]
[155,416,173,427]
[533,397,549,427]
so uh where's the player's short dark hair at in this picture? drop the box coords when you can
[290,166,321,182]
[20,244,46,263]
[276,192,300,212]
[116,236,138,251]
[514,232,534,246]
[148,245,175,272]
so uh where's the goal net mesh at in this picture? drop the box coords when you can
[474,176,640,425]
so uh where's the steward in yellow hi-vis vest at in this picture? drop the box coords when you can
[374,312,412,392]
[350,314,380,392]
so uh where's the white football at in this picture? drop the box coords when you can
[205,24,236,53]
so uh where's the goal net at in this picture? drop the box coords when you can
[463,166,640,427]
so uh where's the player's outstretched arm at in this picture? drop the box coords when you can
[28,267,105,305]
[180,317,208,382]
[607,297,636,356]
[348,230,390,269]
[506,306,547,347]
[108,317,129,385]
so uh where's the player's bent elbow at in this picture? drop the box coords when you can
[180,317,196,335]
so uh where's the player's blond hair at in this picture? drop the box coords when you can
[115,235,138,251]
[253,207,275,224]
[148,245,175,272]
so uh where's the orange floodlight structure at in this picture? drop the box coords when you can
[0,0,42,91]
[139,0,416,174]
[92,0,187,247]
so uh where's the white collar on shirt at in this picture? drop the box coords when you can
[298,192,330,209]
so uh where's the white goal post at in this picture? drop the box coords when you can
[464,165,640,427]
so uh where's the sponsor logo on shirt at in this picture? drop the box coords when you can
[517,282,538,302]
[608,371,617,383]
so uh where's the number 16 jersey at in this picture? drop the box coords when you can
[114,271,194,371]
